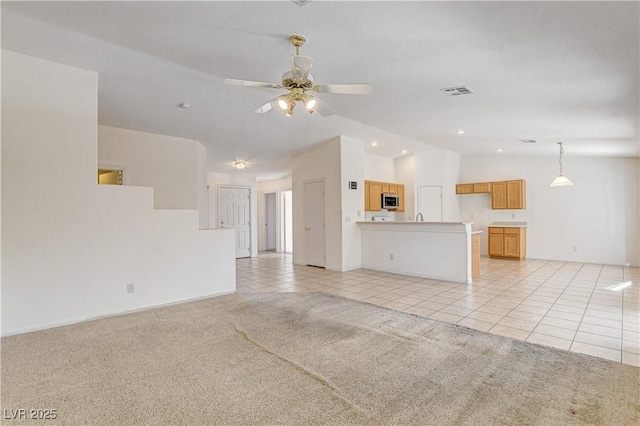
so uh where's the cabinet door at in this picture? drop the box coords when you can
[381,183,390,193]
[364,181,370,211]
[456,184,474,194]
[491,181,507,209]
[507,180,526,209]
[473,182,491,193]
[389,183,398,194]
[504,234,520,257]
[369,181,382,211]
[489,233,504,256]
[397,184,405,212]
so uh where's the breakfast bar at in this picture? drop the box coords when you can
[358,221,480,284]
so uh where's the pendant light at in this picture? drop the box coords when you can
[550,142,573,187]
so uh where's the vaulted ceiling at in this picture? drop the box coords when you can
[2,1,638,179]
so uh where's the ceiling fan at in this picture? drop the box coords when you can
[223,35,372,117]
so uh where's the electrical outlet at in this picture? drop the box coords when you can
[572,246,578,252]
[390,253,394,260]
[511,213,516,219]
[127,283,135,293]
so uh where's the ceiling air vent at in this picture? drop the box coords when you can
[519,139,537,144]
[440,85,475,96]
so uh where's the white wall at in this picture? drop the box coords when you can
[458,154,640,266]
[364,154,395,182]
[1,51,235,336]
[98,125,209,229]
[414,148,461,222]
[291,137,343,270]
[395,154,415,222]
[340,136,365,270]
[207,172,258,257]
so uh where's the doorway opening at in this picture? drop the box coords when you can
[265,192,277,251]
[282,190,293,254]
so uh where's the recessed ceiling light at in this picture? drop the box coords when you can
[496,148,503,153]
[371,141,379,147]
[456,129,465,134]
[401,150,408,154]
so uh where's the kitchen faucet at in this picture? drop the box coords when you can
[416,213,424,222]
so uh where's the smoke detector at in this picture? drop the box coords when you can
[440,85,475,96]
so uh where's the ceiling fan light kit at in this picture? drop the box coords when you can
[223,35,371,117]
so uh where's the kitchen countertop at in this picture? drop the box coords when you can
[358,221,474,225]
[491,221,528,228]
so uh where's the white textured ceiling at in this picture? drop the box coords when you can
[2,1,638,179]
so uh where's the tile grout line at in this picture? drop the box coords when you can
[570,263,622,361]
[489,260,577,343]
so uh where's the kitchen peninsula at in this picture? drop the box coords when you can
[358,221,480,284]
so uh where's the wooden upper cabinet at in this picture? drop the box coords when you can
[456,182,491,194]
[458,179,526,209]
[506,180,526,209]
[492,180,525,209]
[456,184,474,194]
[369,181,382,211]
[473,182,491,193]
[491,181,507,209]
[364,180,404,211]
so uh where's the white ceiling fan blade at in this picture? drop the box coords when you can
[291,55,313,81]
[254,98,280,114]
[314,83,372,95]
[224,78,281,89]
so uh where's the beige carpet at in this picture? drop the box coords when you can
[1,292,638,425]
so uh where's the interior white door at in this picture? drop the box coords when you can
[220,186,251,258]
[418,186,443,222]
[304,181,326,267]
[265,192,276,251]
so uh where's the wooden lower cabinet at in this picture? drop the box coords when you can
[488,227,526,259]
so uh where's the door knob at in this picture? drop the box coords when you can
[305,227,310,230]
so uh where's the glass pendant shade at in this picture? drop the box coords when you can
[550,142,573,187]
[550,174,573,187]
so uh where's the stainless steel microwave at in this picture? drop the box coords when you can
[381,193,399,209]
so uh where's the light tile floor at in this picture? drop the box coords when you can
[237,252,640,366]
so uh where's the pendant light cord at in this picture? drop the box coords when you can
[558,143,565,174]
